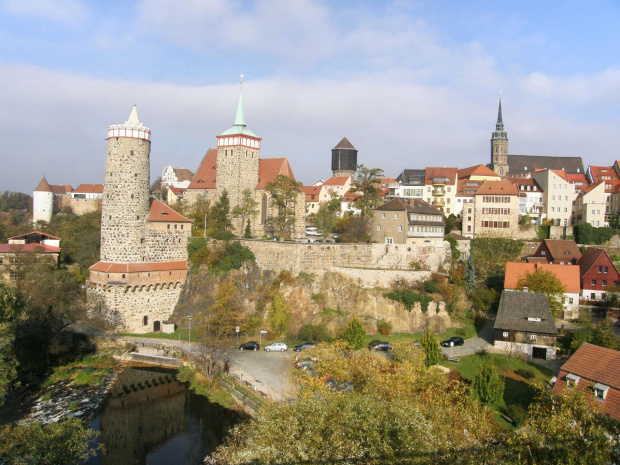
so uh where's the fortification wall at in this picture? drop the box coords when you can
[238,239,449,277]
[143,228,190,262]
[331,267,432,288]
[57,196,102,215]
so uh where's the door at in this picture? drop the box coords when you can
[532,346,547,360]
[153,320,161,332]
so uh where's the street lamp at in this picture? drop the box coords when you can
[259,330,267,348]
[188,316,193,351]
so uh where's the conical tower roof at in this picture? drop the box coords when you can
[34,176,54,193]
[496,97,504,131]
[125,105,142,126]
[333,137,356,150]
[219,76,259,138]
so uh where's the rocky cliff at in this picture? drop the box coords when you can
[174,262,451,336]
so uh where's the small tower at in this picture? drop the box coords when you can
[100,106,151,263]
[33,176,54,223]
[491,96,509,177]
[215,75,261,216]
[331,137,358,178]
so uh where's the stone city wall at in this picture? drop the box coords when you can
[143,228,190,263]
[57,196,102,215]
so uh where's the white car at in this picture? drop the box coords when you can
[264,342,288,352]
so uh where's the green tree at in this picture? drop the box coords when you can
[444,213,458,235]
[231,188,258,237]
[515,268,566,318]
[297,323,331,343]
[420,329,442,367]
[0,418,97,464]
[592,319,620,350]
[350,164,384,218]
[0,281,24,406]
[334,213,370,242]
[470,362,504,405]
[314,196,341,237]
[265,175,303,239]
[340,317,366,350]
[470,237,523,287]
[209,190,232,236]
[268,293,291,335]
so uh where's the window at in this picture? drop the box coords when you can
[385,237,393,244]
[541,251,546,256]
[598,266,603,273]
[604,266,609,273]
[381,213,385,219]
[502,331,509,338]
[143,315,149,326]
[398,225,403,232]
[591,279,597,286]
[377,225,381,231]
[602,280,607,287]
[593,383,609,401]
[394,213,399,219]
[530,334,537,341]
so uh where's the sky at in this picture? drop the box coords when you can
[1,0,620,193]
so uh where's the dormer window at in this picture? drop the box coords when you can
[593,383,609,401]
[566,373,580,388]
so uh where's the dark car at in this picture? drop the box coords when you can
[368,340,391,351]
[239,341,260,351]
[440,337,464,347]
[294,342,316,352]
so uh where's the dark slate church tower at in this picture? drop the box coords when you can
[491,97,509,177]
[331,137,358,178]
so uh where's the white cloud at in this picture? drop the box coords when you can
[3,0,90,24]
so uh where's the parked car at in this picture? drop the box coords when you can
[239,341,260,351]
[294,342,316,352]
[264,342,288,352]
[440,337,464,347]
[368,340,391,351]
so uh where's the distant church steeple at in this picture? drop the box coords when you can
[491,94,509,177]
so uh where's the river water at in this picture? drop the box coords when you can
[87,365,244,465]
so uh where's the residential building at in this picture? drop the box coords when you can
[494,290,559,360]
[319,176,352,203]
[301,185,321,216]
[456,164,501,216]
[489,97,584,177]
[531,239,581,265]
[509,177,544,224]
[574,181,606,227]
[461,180,519,238]
[554,343,620,421]
[393,169,426,200]
[578,248,620,300]
[532,169,575,226]
[161,166,194,189]
[0,232,61,282]
[424,167,458,216]
[504,262,581,319]
[371,198,444,245]
[167,186,186,204]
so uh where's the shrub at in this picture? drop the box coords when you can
[377,318,393,335]
[514,368,535,380]
[470,362,504,405]
[420,330,442,368]
[384,289,433,312]
[297,272,314,284]
[422,280,438,294]
[311,293,326,304]
[273,270,295,287]
[502,404,529,423]
[340,317,366,350]
[297,323,331,343]
[321,307,345,317]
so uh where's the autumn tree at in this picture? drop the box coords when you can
[313,196,341,237]
[265,175,303,239]
[340,317,366,350]
[515,268,566,318]
[470,237,524,287]
[230,188,258,237]
[592,319,620,350]
[268,293,291,335]
[334,213,370,243]
[350,164,384,218]
[197,280,246,378]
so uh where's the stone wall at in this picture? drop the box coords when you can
[143,228,190,262]
[237,239,449,278]
[57,196,102,215]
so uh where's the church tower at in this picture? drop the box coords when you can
[100,106,151,262]
[215,75,261,216]
[491,96,509,177]
[331,137,358,178]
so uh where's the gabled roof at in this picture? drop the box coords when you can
[343,191,359,202]
[168,186,186,195]
[333,137,355,150]
[173,168,194,182]
[73,184,104,194]
[588,165,619,182]
[301,185,321,201]
[475,180,519,195]
[510,177,542,192]
[256,158,296,189]
[580,180,604,195]
[507,155,584,175]
[396,169,425,185]
[50,185,73,195]
[494,290,558,334]
[504,262,580,293]
[34,177,53,193]
[549,169,568,181]
[458,164,499,179]
[146,199,192,223]
[187,149,217,190]
[89,261,188,273]
[8,231,61,241]
[561,343,620,390]
[0,243,61,253]
[376,197,443,217]
[323,176,350,186]
[539,239,582,262]
[578,248,617,277]
[425,167,458,184]
[566,173,589,185]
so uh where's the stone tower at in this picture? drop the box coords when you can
[491,97,509,177]
[215,76,261,216]
[331,137,357,178]
[100,106,151,263]
[33,176,54,223]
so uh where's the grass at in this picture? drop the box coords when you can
[177,366,237,409]
[41,355,119,389]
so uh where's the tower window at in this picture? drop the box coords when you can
[135,173,138,177]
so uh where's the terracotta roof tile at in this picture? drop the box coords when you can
[539,239,582,263]
[256,158,296,189]
[173,168,194,182]
[187,149,217,190]
[425,167,458,184]
[458,164,500,179]
[146,199,192,223]
[89,261,187,273]
[323,176,350,186]
[504,262,581,293]
[475,180,519,195]
[333,137,355,150]
[0,243,61,253]
[51,184,73,195]
[73,184,104,194]
[34,177,53,193]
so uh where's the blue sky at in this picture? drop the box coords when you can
[1,0,620,192]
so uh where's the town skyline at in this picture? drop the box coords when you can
[2,1,620,192]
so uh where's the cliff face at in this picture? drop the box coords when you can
[174,263,451,336]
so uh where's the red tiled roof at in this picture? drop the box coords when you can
[581,180,604,194]
[333,137,355,150]
[73,183,104,194]
[89,261,188,273]
[168,186,186,195]
[8,231,61,241]
[550,169,568,181]
[475,180,519,195]
[537,239,582,263]
[0,243,61,253]
[173,168,194,182]
[187,149,217,190]
[146,199,192,223]
[425,167,458,184]
[604,179,620,193]
[504,262,580,293]
[50,185,73,195]
[567,173,589,185]
[34,177,53,193]
[323,176,350,186]
[256,158,296,189]
[301,186,321,202]
[458,164,499,179]
[343,191,359,202]
[588,165,619,182]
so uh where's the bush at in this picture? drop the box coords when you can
[377,318,393,335]
[502,404,529,423]
[470,363,505,405]
[422,280,438,294]
[340,317,366,350]
[384,289,433,312]
[514,368,535,380]
[297,323,331,343]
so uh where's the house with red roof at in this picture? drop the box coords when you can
[531,239,582,265]
[532,168,575,227]
[509,177,544,224]
[455,164,501,218]
[167,186,187,204]
[424,167,458,216]
[461,180,519,238]
[554,343,620,421]
[577,247,620,300]
[0,231,61,282]
[574,181,606,227]
[504,262,581,319]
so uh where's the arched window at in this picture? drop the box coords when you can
[261,194,267,224]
